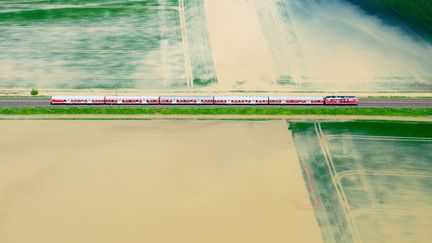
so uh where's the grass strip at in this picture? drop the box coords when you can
[366,96,432,99]
[0,107,431,117]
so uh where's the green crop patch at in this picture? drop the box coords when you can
[0,0,187,89]
[379,0,432,35]
[290,121,432,242]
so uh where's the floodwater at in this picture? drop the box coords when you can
[0,120,322,243]
[205,0,432,91]
[291,121,432,243]
[1,0,431,91]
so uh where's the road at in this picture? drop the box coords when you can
[0,97,432,108]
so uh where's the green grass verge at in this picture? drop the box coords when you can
[0,107,431,117]
[0,96,51,98]
[366,96,432,99]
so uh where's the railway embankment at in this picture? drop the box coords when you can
[0,107,431,118]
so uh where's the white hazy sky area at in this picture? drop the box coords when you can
[204,0,432,91]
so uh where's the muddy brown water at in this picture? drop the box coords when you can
[0,120,322,243]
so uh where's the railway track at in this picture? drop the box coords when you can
[0,97,432,108]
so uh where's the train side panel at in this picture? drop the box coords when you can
[105,96,159,105]
[214,96,268,105]
[159,96,214,105]
[269,96,324,105]
[324,96,359,105]
[51,96,105,105]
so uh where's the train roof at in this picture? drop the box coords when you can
[325,96,357,99]
[268,96,324,99]
[160,96,214,99]
[214,96,268,100]
[51,96,105,99]
[105,96,159,99]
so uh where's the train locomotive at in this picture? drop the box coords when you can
[51,95,359,106]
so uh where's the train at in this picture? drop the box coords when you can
[51,95,359,105]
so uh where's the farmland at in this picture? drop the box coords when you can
[1,116,431,242]
[290,121,432,242]
[348,0,432,37]
[0,0,431,92]
[0,119,321,243]
[0,0,188,89]
[1,1,431,241]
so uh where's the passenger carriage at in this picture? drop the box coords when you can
[268,96,324,105]
[50,95,359,106]
[50,96,105,105]
[104,96,159,105]
[214,96,269,105]
[159,96,214,105]
[324,96,359,105]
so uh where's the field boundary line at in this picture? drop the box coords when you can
[0,26,182,31]
[314,123,362,243]
[351,208,432,219]
[0,5,178,11]
[0,0,163,4]
[0,75,184,78]
[0,48,182,54]
[178,0,193,89]
[335,170,432,183]
[0,0,179,11]
[321,130,432,242]
[325,135,432,142]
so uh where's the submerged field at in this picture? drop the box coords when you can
[0,119,322,243]
[291,121,432,243]
[0,0,431,91]
[1,117,431,242]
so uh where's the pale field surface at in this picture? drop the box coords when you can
[204,0,278,88]
[204,0,432,92]
[0,120,322,243]
[1,0,431,92]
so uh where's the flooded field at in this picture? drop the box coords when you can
[1,0,431,91]
[291,121,432,243]
[0,119,322,243]
[0,0,188,89]
[206,0,432,91]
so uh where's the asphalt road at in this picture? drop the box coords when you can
[0,97,432,108]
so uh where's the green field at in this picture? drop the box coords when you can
[0,0,217,89]
[0,0,188,89]
[290,121,432,242]
[379,0,432,36]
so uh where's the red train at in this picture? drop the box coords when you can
[51,95,359,105]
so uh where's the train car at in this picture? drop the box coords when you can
[324,96,359,105]
[159,96,214,105]
[51,96,105,105]
[214,96,269,105]
[105,96,159,105]
[269,96,324,105]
